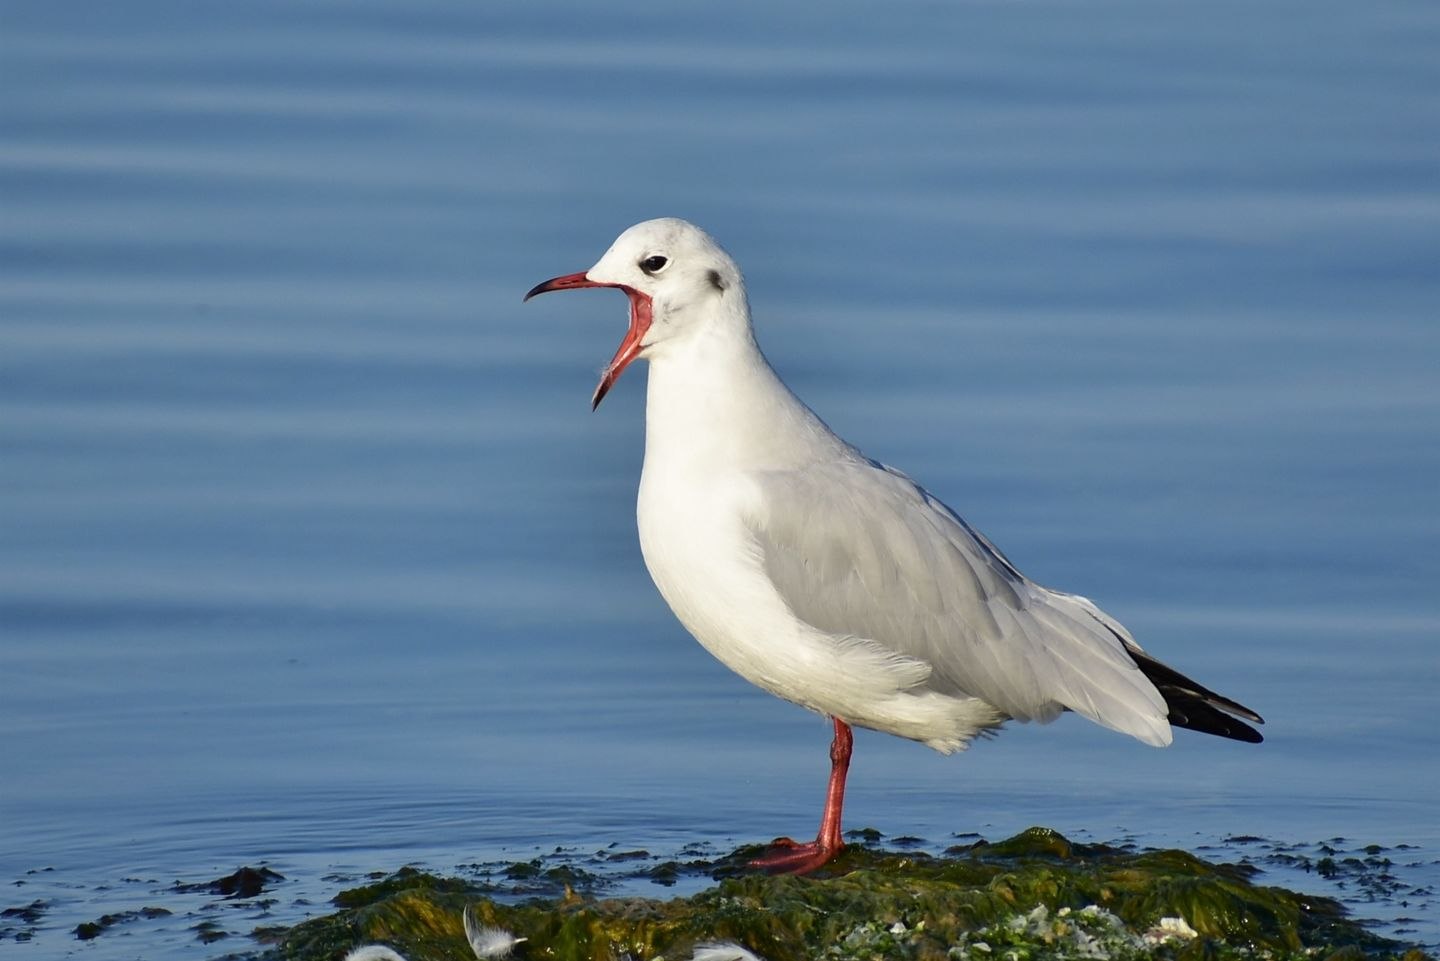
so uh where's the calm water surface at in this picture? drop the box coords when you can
[3,1,1438,957]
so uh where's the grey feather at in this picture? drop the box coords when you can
[745,458,1171,745]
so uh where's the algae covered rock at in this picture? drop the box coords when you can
[265,828,1432,961]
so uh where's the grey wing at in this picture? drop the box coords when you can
[743,459,1171,746]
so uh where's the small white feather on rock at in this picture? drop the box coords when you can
[344,946,408,961]
[1143,915,1199,943]
[463,903,527,959]
[688,942,767,961]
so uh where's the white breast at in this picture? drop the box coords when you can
[634,335,1009,752]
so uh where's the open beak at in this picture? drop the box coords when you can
[524,272,653,410]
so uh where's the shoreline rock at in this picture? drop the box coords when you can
[263,827,1434,961]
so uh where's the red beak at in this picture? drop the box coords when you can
[524,271,653,410]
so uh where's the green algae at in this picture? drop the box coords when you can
[264,828,1433,961]
[332,866,472,909]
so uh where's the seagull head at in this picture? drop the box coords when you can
[525,218,743,409]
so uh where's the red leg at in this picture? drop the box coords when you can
[749,718,853,875]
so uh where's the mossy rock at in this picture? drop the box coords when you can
[263,827,1432,961]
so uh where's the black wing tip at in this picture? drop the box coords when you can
[1164,692,1265,743]
[1127,649,1265,744]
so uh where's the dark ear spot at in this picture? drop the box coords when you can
[707,269,727,292]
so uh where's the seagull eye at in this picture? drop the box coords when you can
[640,255,669,274]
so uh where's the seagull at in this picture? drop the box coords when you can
[524,218,1263,875]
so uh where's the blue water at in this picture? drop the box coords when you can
[3,1,1438,957]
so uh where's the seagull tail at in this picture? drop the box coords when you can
[1127,648,1264,744]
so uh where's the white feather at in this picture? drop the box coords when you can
[463,903,527,959]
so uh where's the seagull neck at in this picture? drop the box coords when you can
[642,319,838,472]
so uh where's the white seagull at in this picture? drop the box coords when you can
[525,218,1263,874]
